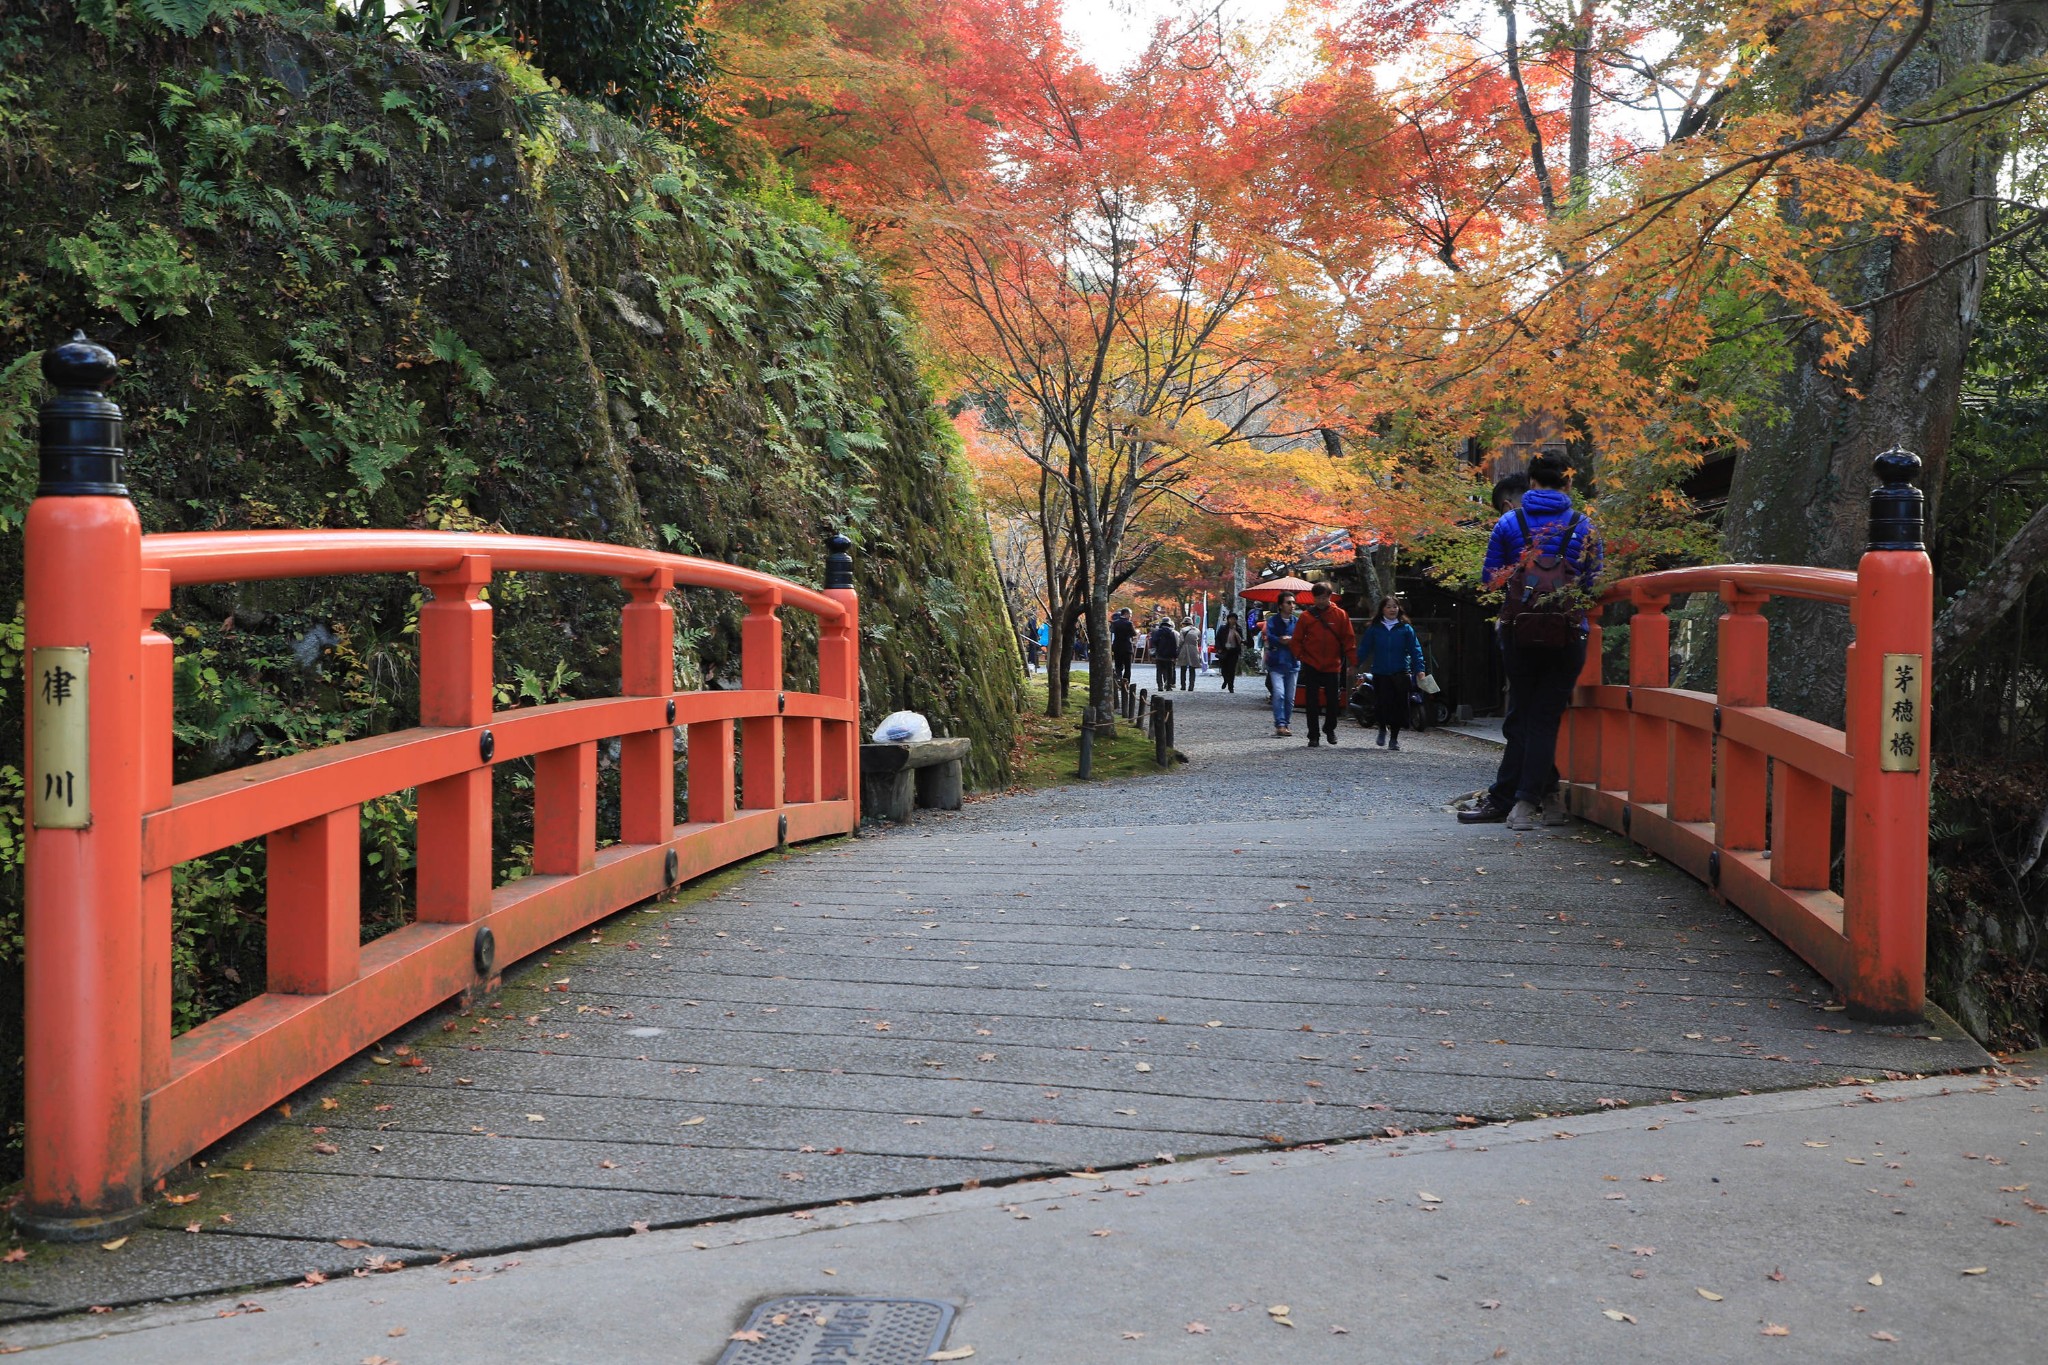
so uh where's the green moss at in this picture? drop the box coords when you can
[0,14,1015,1177]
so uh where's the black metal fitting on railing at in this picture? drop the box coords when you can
[824,532,855,590]
[1868,449,1925,552]
[38,331,127,497]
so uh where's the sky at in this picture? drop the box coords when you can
[1062,0,1294,72]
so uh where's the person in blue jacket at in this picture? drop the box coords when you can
[1359,595,1427,750]
[1262,593,1300,737]
[1460,452,1603,830]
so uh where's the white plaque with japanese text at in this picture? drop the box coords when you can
[30,646,90,828]
[1879,651,1924,774]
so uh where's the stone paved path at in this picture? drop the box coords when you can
[0,676,1989,1321]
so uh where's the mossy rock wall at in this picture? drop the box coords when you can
[0,13,1018,1175]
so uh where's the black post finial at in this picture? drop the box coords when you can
[824,532,855,590]
[1867,448,1924,552]
[37,331,127,498]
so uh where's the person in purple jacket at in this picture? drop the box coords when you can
[1459,453,1603,830]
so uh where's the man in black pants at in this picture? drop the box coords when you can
[1110,609,1136,686]
[1459,454,1602,830]
[1149,617,1179,691]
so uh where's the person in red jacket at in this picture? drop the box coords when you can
[1291,582,1357,747]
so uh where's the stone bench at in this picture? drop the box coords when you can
[859,737,972,824]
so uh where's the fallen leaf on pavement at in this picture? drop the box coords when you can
[388,1327,407,1338]
[1601,1309,1635,1323]
[679,1116,705,1126]
[1761,1324,1790,1336]
[1868,1273,1883,1286]
[1185,1322,1209,1334]
[1871,1331,1899,1342]
[1961,1267,1988,1276]
[730,1330,765,1343]
[1697,1289,1723,1301]
[298,1271,327,1287]
[927,1349,975,1361]
[1134,1063,1152,1073]
[99,1238,127,1252]
[164,1193,200,1205]
[335,1239,370,1250]
[1418,1192,1442,1203]
[0,1249,23,1263]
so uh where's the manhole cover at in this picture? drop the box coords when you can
[714,1296,958,1365]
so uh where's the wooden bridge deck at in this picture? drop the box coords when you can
[0,680,1987,1320]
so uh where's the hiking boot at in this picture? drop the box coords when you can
[1541,800,1572,826]
[1307,734,1320,748]
[1388,735,1401,751]
[1376,728,1387,747]
[1505,800,1541,831]
[1457,798,1510,825]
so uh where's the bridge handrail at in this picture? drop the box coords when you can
[140,529,849,620]
[16,335,865,1241]
[1596,562,1856,607]
[1558,451,1932,1027]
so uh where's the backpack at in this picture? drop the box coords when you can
[1500,510,1588,648]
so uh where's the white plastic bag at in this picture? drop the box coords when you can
[872,710,933,743]
[1417,673,1441,695]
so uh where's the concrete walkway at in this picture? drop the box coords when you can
[9,1066,2041,1362]
[0,676,1992,1338]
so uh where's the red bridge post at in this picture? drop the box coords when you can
[19,335,149,1238]
[1844,451,1933,1021]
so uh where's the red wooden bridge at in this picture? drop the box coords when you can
[13,334,1939,1243]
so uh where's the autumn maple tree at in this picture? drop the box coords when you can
[699,0,2048,729]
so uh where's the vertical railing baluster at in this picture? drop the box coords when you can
[1844,451,1932,1020]
[1715,582,1769,855]
[416,553,493,923]
[620,567,676,845]
[20,333,148,1238]
[266,808,362,993]
[532,743,598,875]
[139,567,174,1095]
[1629,589,1671,807]
[820,534,860,813]
[1565,618,1603,785]
[740,590,784,812]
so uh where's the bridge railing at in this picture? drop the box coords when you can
[1558,451,1932,1024]
[17,336,862,1238]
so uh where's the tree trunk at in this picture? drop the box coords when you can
[1721,2,2024,722]
[1934,497,2048,664]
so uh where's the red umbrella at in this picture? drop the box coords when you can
[1239,575,1316,603]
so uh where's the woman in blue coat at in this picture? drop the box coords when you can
[1359,596,1428,750]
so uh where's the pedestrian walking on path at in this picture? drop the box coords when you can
[1111,608,1136,686]
[1178,617,1203,690]
[1262,592,1300,736]
[1214,611,1245,692]
[1150,617,1180,691]
[1291,582,1356,747]
[1360,595,1428,750]
[1460,452,1603,830]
